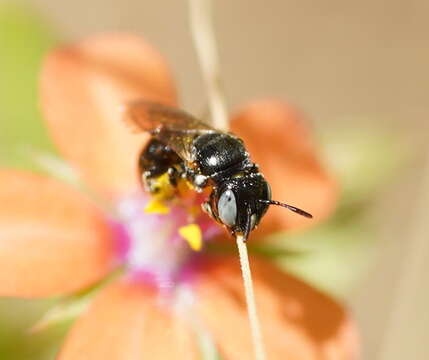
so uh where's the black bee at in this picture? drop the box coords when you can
[125,101,312,241]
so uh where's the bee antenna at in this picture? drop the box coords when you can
[258,199,313,218]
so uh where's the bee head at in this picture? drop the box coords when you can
[205,174,270,240]
[204,173,312,241]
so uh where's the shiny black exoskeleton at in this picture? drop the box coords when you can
[191,133,272,238]
[193,133,248,177]
[126,101,312,241]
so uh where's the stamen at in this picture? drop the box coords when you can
[117,194,219,289]
[179,223,203,251]
[144,198,171,214]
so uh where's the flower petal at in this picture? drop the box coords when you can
[194,256,358,360]
[0,170,115,297]
[59,280,199,360]
[231,100,338,235]
[40,33,177,198]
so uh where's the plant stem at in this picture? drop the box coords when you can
[188,0,228,131]
[187,2,266,358]
[236,235,267,360]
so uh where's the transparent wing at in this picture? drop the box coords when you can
[124,100,216,161]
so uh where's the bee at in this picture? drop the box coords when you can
[125,101,312,241]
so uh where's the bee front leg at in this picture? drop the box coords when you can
[186,169,209,192]
[167,166,181,186]
[141,168,166,194]
[202,201,214,218]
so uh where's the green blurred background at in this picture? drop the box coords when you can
[1,1,428,359]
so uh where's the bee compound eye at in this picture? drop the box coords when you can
[218,189,237,226]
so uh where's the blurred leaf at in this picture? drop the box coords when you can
[0,297,68,360]
[0,3,58,169]
[267,222,376,298]
[259,126,407,298]
[0,5,64,359]
[320,125,406,209]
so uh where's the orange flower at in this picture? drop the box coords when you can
[0,33,358,359]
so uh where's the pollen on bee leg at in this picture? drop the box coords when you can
[145,173,176,200]
[178,224,203,251]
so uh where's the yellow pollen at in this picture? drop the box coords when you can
[144,199,170,215]
[179,224,203,251]
[153,173,176,200]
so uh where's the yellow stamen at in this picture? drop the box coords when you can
[144,199,170,215]
[179,223,203,251]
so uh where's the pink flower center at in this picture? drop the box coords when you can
[112,194,221,290]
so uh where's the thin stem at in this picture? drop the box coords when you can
[188,0,229,131]
[188,2,266,359]
[236,235,267,360]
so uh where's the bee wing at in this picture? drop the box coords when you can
[124,100,216,162]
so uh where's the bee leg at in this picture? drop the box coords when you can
[142,168,166,194]
[139,138,183,195]
[167,166,183,187]
[194,174,209,190]
[185,168,209,192]
[201,201,214,218]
